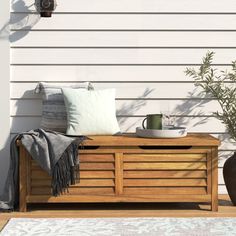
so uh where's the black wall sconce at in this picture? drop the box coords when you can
[36,0,57,17]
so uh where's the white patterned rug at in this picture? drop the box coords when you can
[1,217,236,236]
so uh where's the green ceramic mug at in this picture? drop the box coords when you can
[142,114,163,130]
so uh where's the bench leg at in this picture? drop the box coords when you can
[211,199,218,212]
[19,146,28,212]
[211,147,218,212]
[19,200,27,212]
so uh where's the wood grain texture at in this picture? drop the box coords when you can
[123,170,207,179]
[19,146,28,212]
[123,187,207,195]
[31,187,115,195]
[123,162,207,170]
[124,153,207,162]
[212,147,219,211]
[82,134,220,146]
[26,194,212,203]
[207,151,212,194]
[80,154,115,162]
[31,179,115,187]
[115,153,123,195]
[123,179,207,187]
[31,162,115,170]
[31,170,115,179]
[18,134,219,212]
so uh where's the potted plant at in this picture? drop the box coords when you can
[185,51,236,205]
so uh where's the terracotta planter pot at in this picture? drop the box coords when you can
[223,152,236,205]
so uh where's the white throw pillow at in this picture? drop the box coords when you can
[62,88,120,135]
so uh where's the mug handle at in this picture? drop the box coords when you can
[142,117,147,129]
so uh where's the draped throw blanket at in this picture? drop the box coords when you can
[0,129,85,211]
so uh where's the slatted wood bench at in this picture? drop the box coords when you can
[18,133,220,212]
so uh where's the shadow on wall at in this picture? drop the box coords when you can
[0,0,40,42]
[173,87,212,129]
[10,83,217,134]
[217,133,236,150]
[11,87,41,133]
[116,86,212,132]
[0,135,10,194]
[117,88,155,131]
[217,133,236,165]
[11,87,155,133]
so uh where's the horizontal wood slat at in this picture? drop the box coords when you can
[31,161,115,170]
[123,187,207,195]
[31,187,115,195]
[11,14,236,31]
[124,154,207,162]
[26,194,212,203]
[123,170,207,179]
[80,163,115,170]
[11,48,236,64]
[31,179,115,187]
[31,170,216,181]
[77,134,220,147]
[31,170,115,179]
[80,154,114,162]
[123,162,207,170]
[123,179,207,187]
[80,171,115,179]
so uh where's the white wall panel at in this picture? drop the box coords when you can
[10,14,236,31]
[11,48,236,64]
[218,151,235,167]
[10,99,221,116]
[10,116,226,134]
[10,82,214,99]
[11,32,236,47]
[11,65,231,82]
[0,0,10,194]
[11,0,236,13]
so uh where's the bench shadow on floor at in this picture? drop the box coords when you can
[23,196,233,213]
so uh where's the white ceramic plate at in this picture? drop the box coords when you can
[136,126,187,138]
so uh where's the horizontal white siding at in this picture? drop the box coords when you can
[11,48,236,64]
[11,0,236,13]
[11,32,236,48]
[10,0,236,194]
[10,14,236,31]
[11,99,221,118]
[0,0,10,194]
[11,66,232,82]
[10,117,226,134]
[10,82,220,99]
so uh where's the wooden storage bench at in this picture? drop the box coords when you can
[19,133,220,212]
